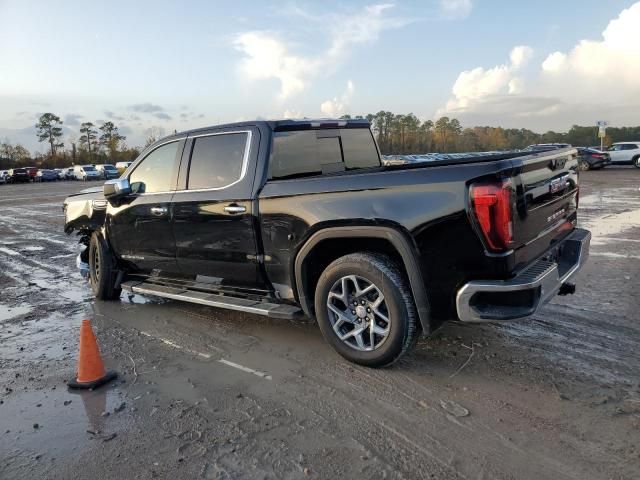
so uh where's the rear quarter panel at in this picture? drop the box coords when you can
[258,160,518,320]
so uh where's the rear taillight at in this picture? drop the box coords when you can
[591,153,604,159]
[470,180,514,252]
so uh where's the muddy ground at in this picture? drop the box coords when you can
[1,170,639,480]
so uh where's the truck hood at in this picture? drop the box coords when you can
[66,186,104,198]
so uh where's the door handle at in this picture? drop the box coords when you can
[224,204,246,214]
[150,206,168,216]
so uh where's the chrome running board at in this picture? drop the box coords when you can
[121,280,302,320]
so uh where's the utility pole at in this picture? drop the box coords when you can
[597,121,608,150]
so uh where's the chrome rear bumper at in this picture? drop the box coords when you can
[456,228,591,322]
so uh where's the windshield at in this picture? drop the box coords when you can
[104,165,117,170]
[83,166,97,171]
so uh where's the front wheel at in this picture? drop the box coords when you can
[88,232,122,300]
[314,253,419,367]
[634,156,640,169]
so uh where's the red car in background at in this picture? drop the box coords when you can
[24,167,39,181]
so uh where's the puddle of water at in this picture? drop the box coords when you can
[20,246,45,252]
[579,188,640,208]
[120,292,165,305]
[590,251,640,260]
[0,246,20,256]
[0,385,127,476]
[581,207,640,245]
[0,304,33,322]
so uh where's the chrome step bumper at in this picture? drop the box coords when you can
[456,228,591,322]
[121,280,303,320]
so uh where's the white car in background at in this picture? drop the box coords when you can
[0,170,8,184]
[95,163,120,180]
[73,165,101,181]
[608,142,640,168]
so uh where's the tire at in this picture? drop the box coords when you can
[634,156,640,169]
[578,160,590,171]
[88,232,122,300]
[314,252,419,367]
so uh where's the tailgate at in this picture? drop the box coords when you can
[512,148,579,267]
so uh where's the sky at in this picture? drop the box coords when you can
[0,0,639,153]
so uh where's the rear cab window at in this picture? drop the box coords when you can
[269,128,380,180]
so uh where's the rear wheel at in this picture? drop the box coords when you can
[578,160,590,171]
[314,253,419,367]
[88,232,122,300]
[634,156,640,169]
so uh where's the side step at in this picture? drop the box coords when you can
[121,280,303,320]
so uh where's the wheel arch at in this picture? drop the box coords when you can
[294,226,432,334]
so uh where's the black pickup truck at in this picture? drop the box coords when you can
[63,119,590,367]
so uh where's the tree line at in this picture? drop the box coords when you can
[0,113,141,170]
[2,110,640,170]
[346,112,639,155]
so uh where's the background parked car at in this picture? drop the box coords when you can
[524,143,572,152]
[95,163,120,179]
[35,169,59,182]
[576,148,611,170]
[607,142,640,167]
[73,165,101,181]
[115,161,133,174]
[8,168,31,183]
[24,166,38,181]
[0,170,9,184]
[64,167,76,180]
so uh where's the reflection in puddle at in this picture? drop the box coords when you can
[69,388,109,432]
[121,292,166,305]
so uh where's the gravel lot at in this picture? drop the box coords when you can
[1,169,639,480]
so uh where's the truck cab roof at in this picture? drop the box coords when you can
[147,119,372,150]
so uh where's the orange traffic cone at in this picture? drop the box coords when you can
[68,320,117,389]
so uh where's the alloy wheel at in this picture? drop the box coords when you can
[326,275,391,351]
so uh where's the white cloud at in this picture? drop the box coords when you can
[282,109,302,119]
[233,4,407,99]
[320,81,355,117]
[439,45,532,113]
[234,32,316,99]
[437,2,640,130]
[510,45,533,69]
[541,2,640,88]
[541,51,567,72]
[439,0,473,19]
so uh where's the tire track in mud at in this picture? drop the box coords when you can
[303,361,582,480]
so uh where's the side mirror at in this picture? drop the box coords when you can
[103,178,131,200]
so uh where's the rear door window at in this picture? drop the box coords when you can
[187,133,249,190]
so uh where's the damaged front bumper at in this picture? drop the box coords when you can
[456,228,591,322]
